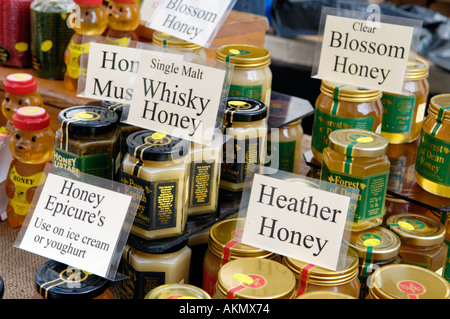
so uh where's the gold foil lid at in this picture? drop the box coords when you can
[296,291,356,299]
[428,94,450,124]
[145,284,211,299]
[369,264,450,299]
[328,129,389,157]
[320,80,382,102]
[152,31,202,51]
[405,58,429,80]
[387,213,446,246]
[349,226,401,260]
[216,44,271,68]
[283,248,359,285]
[208,218,274,260]
[216,258,296,299]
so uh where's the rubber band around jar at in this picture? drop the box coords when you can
[221,240,238,266]
[59,117,82,151]
[360,246,374,278]
[296,263,315,297]
[431,105,450,136]
[331,85,346,115]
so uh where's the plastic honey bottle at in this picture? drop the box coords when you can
[105,0,140,47]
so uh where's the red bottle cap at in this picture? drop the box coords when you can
[74,0,104,5]
[3,73,38,95]
[13,107,50,131]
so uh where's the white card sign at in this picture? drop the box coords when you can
[15,173,134,279]
[315,15,414,94]
[241,174,352,271]
[148,0,236,47]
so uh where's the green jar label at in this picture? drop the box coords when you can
[266,139,297,172]
[444,239,450,282]
[321,161,388,222]
[229,84,263,100]
[311,108,374,154]
[381,93,416,133]
[189,161,214,207]
[415,129,450,186]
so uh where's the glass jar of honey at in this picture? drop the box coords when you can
[444,213,450,283]
[145,283,211,299]
[387,213,448,275]
[296,291,356,299]
[414,94,450,198]
[152,31,207,62]
[349,226,402,298]
[367,264,450,299]
[221,97,268,192]
[0,276,4,299]
[120,130,190,240]
[34,260,114,299]
[202,218,281,297]
[216,44,272,108]
[283,247,361,299]
[214,258,296,299]
[321,129,390,231]
[381,58,430,144]
[311,81,383,163]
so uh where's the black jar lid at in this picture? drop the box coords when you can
[0,276,4,299]
[126,130,190,161]
[224,97,267,123]
[101,100,129,119]
[57,105,118,138]
[35,260,111,299]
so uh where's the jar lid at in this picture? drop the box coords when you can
[101,100,128,118]
[13,106,50,131]
[35,260,111,299]
[57,105,118,138]
[145,284,211,299]
[216,258,296,299]
[320,81,382,102]
[216,44,271,68]
[126,130,190,161]
[296,291,356,299]
[327,129,389,157]
[405,58,429,80]
[152,31,203,51]
[368,264,450,299]
[428,94,450,124]
[224,97,267,123]
[283,247,359,285]
[208,218,274,260]
[0,276,4,299]
[74,0,103,5]
[386,213,446,246]
[4,73,37,95]
[349,226,401,261]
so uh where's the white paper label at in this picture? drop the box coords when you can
[316,15,414,94]
[16,174,132,278]
[241,174,351,271]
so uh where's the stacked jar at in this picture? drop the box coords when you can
[152,31,207,62]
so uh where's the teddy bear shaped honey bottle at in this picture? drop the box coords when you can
[64,0,108,92]
[1,73,43,135]
[5,106,54,228]
[105,0,140,47]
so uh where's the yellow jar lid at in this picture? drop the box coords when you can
[386,213,446,247]
[216,258,296,299]
[152,31,203,51]
[369,264,450,299]
[145,284,211,299]
[283,247,359,286]
[320,80,382,102]
[349,226,401,261]
[296,291,356,299]
[405,58,429,80]
[327,129,389,157]
[428,94,450,124]
[216,44,271,68]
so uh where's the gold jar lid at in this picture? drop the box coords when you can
[405,58,429,80]
[349,226,401,261]
[216,44,271,68]
[283,247,359,286]
[386,213,446,247]
[152,31,203,51]
[428,94,450,124]
[368,264,450,299]
[216,258,296,299]
[327,129,389,157]
[320,80,382,102]
[296,291,356,299]
[208,218,275,260]
[145,284,211,299]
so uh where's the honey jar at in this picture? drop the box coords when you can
[311,81,383,163]
[216,44,272,107]
[387,213,448,275]
[321,129,390,231]
[381,58,430,144]
[283,247,361,298]
[202,218,281,296]
[367,264,450,299]
[152,31,207,62]
[0,276,4,299]
[214,258,296,299]
[296,291,356,299]
[414,94,450,198]
[145,283,211,299]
